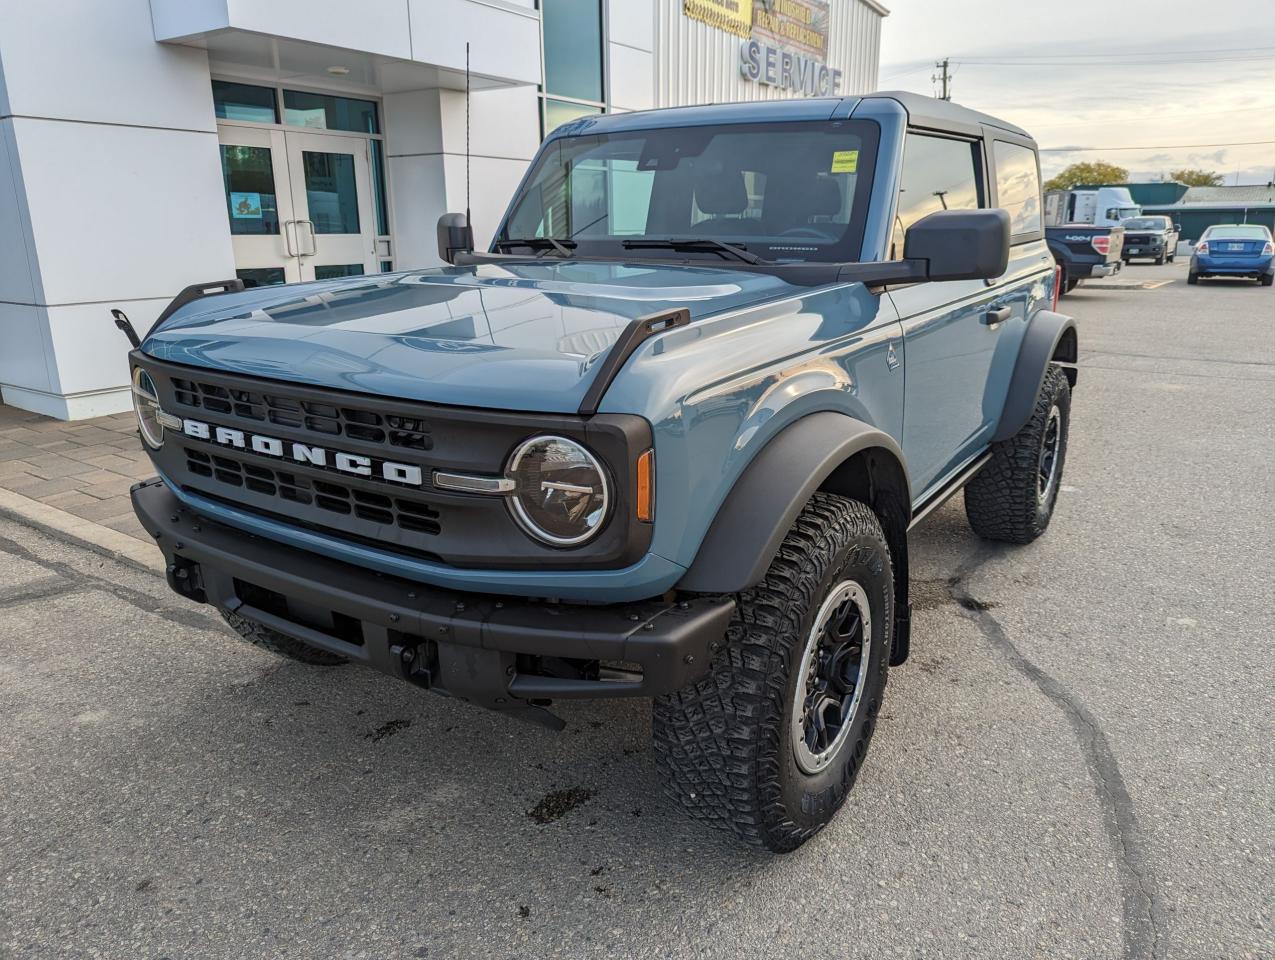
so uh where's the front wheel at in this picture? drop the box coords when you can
[965,364,1071,544]
[653,493,892,852]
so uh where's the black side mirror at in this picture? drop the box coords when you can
[1174,223,1182,232]
[903,209,1010,282]
[437,213,474,264]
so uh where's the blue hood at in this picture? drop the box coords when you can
[142,262,801,413]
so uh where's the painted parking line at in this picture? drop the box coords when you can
[1083,280,1175,290]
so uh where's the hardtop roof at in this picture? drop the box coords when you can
[555,90,1032,143]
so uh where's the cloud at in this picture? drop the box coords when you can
[1187,149,1230,165]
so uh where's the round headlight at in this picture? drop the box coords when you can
[507,436,610,546]
[131,367,164,449]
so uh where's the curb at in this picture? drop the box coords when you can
[0,486,165,573]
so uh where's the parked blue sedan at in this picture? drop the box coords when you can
[1188,224,1275,286]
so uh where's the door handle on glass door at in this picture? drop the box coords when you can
[982,306,1012,327]
[296,220,318,257]
[283,220,299,258]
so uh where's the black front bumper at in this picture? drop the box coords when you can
[133,480,734,726]
[1123,239,1165,259]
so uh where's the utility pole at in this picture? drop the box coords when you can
[932,58,952,101]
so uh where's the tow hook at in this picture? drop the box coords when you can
[165,557,206,603]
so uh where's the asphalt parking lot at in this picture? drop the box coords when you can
[1,259,1271,960]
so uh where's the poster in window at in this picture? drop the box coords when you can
[230,192,263,219]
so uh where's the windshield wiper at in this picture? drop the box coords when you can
[494,237,577,258]
[621,237,767,265]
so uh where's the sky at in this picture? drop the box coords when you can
[877,0,1275,185]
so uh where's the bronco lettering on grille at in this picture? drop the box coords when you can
[179,417,424,487]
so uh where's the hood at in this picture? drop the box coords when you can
[142,261,801,413]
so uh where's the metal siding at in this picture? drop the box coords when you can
[655,0,884,107]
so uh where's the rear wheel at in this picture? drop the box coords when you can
[1261,274,1273,287]
[1188,271,1200,285]
[965,364,1071,544]
[653,493,892,852]
[219,608,348,665]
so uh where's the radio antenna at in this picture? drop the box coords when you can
[465,42,471,232]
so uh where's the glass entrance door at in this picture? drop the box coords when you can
[219,126,300,286]
[218,126,379,286]
[283,130,378,281]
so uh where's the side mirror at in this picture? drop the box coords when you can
[1174,223,1182,232]
[903,209,1010,282]
[437,213,474,264]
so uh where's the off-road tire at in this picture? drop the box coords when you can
[219,608,348,665]
[964,363,1071,544]
[1155,252,1165,265]
[652,493,892,853]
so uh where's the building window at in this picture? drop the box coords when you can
[283,90,380,134]
[538,0,606,136]
[213,80,279,124]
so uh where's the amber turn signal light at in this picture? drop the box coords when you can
[635,448,654,522]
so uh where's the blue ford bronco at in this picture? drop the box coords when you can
[124,92,1076,851]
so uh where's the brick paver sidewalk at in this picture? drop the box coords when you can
[0,404,154,542]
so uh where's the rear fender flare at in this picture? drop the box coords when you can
[993,310,1077,443]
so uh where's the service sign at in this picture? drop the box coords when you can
[686,0,841,98]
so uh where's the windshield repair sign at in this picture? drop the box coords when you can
[737,0,841,96]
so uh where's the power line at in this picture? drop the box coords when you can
[957,44,1275,61]
[1040,139,1275,153]
[955,55,1275,67]
[880,44,1275,77]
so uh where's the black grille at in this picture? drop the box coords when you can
[138,354,652,570]
[171,377,432,452]
[184,446,441,536]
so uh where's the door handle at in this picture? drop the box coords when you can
[283,220,299,258]
[296,220,318,257]
[982,306,1012,327]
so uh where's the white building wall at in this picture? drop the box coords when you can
[0,0,234,419]
[384,84,542,267]
[654,0,884,107]
[607,0,656,112]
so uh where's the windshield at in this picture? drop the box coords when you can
[499,120,879,264]
[1202,225,1270,240]
[1122,217,1167,230]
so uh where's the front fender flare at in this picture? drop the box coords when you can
[678,412,907,594]
[993,309,1077,443]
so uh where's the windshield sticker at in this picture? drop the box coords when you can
[830,150,858,174]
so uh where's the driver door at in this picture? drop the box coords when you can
[890,132,1005,496]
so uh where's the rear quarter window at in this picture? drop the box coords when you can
[992,140,1042,240]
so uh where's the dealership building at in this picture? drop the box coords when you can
[0,0,886,420]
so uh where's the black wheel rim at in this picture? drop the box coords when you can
[1037,404,1062,503]
[791,580,872,774]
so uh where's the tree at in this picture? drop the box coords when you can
[1043,161,1129,192]
[1170,168,1224,187]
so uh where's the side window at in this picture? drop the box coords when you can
[993,140,1042,239]
[893,134,983,258]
